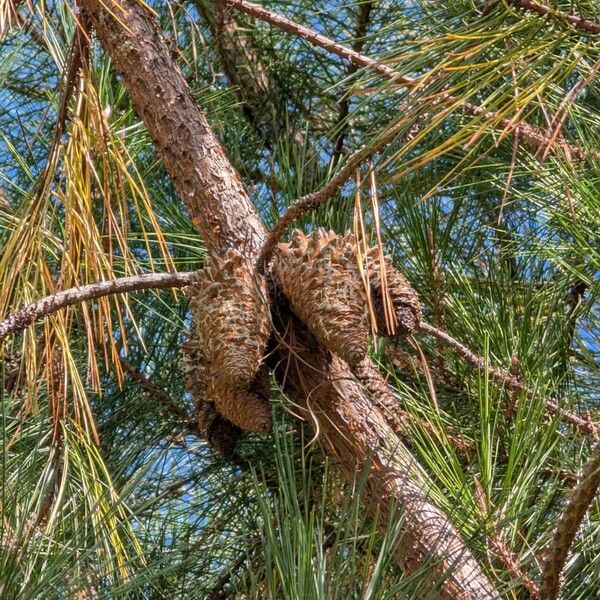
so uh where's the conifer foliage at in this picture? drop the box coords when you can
[0,0,599,597]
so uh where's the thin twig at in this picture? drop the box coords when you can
[257,127,401,268]
[331,0,375,166]
[221,0,594,161]
[505,0,600,35]
[119,357,193,424]
[0,271,195,344]
[539,443,600,600]
[418,321,600,439]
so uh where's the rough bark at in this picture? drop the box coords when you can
[82,1,499,596]
[270,305,497,599]
[87,4,264,258]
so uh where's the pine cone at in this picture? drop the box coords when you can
[209,376,272,433]
[183,336,269,447]
[182,335,220,437]
[274,229,369,366]
[206,417,242,459]
[182,248,273,440]
[183,333,272,434]
[187,248,271,387]
[195,400,242,458]
[366,247,421,335]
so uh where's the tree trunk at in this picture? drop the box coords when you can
[82,1,499,597]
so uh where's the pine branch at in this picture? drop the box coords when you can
[258,124,404,267]
[539,443,600,600]
[219,0,398,79]
[119,357,193,425]
[258,107,423,268]
[221,0,595,161]
[0,272,195,344]
[331,0,376,166]
[505,0,600,35]
[418,321,600,439]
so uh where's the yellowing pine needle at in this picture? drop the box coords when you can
[0,41,177,440]
[353,170,378,337]
[369,166,397,335]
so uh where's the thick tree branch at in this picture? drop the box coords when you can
[0,272,195,344]
[505,0,600,35]
[88,4,266,257]
[539,443,600,600]
[419,321,600,439]
[81,1,500,595]
[269,305,500,598]
[221,0,595,161]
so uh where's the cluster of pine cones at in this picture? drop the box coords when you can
[182,229,421,454]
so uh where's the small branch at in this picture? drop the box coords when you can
[489,533,540,598]
[119,357,193,425]
[538,58,600,162]
[539,443,600,600]
[222,0,594,161]
[258,110,425,268]
[331,0,375,166]
[195,0,279,139]
[0,272,196,344]
[506,0,600,35]
[219,0,398,79]
[258,130,396,268]
[418,321,600,439]
[56,12,91,135]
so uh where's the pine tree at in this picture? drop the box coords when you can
[0,1,598,598]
